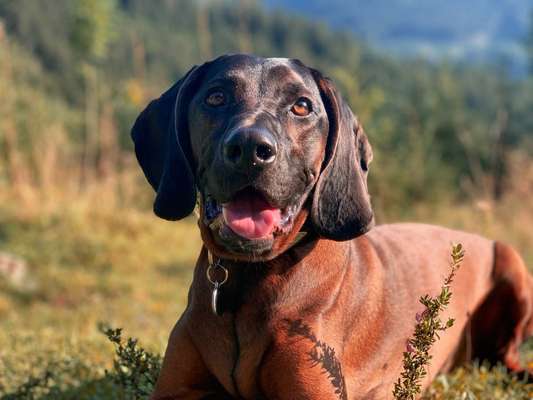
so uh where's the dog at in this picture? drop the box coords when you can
[131,54,533,399]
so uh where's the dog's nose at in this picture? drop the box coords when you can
[223,128,277,170]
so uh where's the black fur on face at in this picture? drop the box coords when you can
[131,54,373,259]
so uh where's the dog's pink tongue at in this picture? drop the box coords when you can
[222,192,281,240]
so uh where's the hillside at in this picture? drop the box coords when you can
[264,0,532,72]
[0,0,532,208]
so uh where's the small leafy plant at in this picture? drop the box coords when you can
[100,323,161,399]
[393,243,465,400]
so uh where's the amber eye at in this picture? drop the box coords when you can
[291,97,312,116]
[205,90,226,107]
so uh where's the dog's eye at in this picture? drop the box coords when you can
[205,90,226,107]
[291,97,312,117]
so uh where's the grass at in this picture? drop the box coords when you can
[425,363,533,400]
[1,177,533,398]
[0,190,201,398]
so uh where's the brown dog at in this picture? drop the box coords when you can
[131,54,533,399]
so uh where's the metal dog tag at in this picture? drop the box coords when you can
[206,253,228,316]
[211,282,221,315]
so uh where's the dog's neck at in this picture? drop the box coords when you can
[203,232,345,316]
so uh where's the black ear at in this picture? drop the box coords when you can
[309,70,374,240]
[131,65,205,220]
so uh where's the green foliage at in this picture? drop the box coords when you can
[425,362,533,399]
[0,0,73,75]
[0,324,161,400]
[69,0,116,61]
[1,358,106,400]
[393,244,465,400]
[100,324,161,399]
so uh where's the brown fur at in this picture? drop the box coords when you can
[151,225,533,399]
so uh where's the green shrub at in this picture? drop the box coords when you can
[393,244,464,400]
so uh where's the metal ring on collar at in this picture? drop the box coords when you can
[206,263,229,286]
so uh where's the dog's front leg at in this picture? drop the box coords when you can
[258,325,349,400]
[151,321,232,400]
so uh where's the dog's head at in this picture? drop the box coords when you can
[132,54,373,260]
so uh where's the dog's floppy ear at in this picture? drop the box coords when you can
[131,65,206,220]
[309,70,374,240]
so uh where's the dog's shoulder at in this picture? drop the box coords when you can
[359,222,494,269]
[366,222,492,245]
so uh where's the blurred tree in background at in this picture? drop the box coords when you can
[69,0,117,184]
[0,0,532,214]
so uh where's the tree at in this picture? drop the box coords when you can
[70,0,115,61]
[69,0,116,185]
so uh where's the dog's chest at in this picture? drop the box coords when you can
[188,248,352,398]
[190,305,273,398]
[190,270,281,398]
[232,305,274,398]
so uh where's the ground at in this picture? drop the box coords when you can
[1,192,533,399]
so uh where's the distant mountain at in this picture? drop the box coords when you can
[263,0,532,72]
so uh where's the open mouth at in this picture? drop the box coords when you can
[203,187,297,245]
